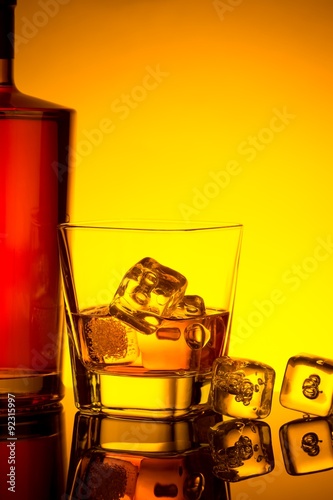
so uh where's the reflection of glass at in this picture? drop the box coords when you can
[279,416,333,476]
[0,404,65,499]
[59,222,242,418]
[66,410,230,499]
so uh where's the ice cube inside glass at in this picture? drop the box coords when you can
[210,356,275,419]
[280,353,333,416]
[109,257,188,334]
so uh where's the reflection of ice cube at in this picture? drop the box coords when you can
[209,419,274,482]
[280,353,333,416]
[172,295,205,318]
[109,257,187,334]
[279,416,333,475]
[135,457,186,500]
[79,306,139,365]
[210,356,275,419]
[77,451,138,499]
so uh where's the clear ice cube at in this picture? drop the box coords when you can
[209,419,274,482]
[210,356,275,419]
[137,318,191,371]
[137,317,211,371]
[279,416,333,475]
[136,292,209,370]
[109,257,187,334]
[280,353,333,416]
[79,305,140,366]
[171,295,206,318]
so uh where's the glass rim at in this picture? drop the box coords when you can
[58,219,243,232]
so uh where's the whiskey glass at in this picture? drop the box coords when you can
[58,221,242,418]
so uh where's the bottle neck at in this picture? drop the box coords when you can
[0,58,13,85]
[0,3,15,86]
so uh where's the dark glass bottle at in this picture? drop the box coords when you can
[0,0,74,410]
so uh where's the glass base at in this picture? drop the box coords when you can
[70,336,213,418]
[73,369,212,419]
[0,370,64,413]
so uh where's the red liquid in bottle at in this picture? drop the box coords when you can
[0,1,74,410]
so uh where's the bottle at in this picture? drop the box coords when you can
[0,404,65,499]
[0,0,74,411]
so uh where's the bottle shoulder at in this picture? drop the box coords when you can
[0,86,75,116]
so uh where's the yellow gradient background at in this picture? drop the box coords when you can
[14,1,333,391]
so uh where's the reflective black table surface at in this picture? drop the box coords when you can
[1,390,332,500]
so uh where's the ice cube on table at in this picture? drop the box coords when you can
[209,419,274,482]
[279,416,333,475]
[171,295,205,318]
[210,356,275,419]
[109,257,187,334]
[280,353,333,416]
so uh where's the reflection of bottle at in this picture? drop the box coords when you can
[66,410,231,500]
[0,1,74,409]
[0,404,65,499]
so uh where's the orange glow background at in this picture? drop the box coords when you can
[15,0,333,397]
